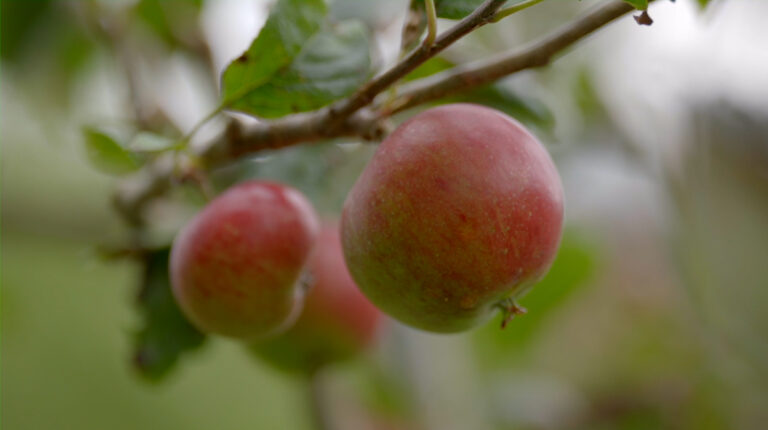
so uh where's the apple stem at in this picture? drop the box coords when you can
[423,0,438,47]
[307,371,333,430]
[497,298,527,329]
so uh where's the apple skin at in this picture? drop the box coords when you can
[341,103,564,333]
[252,223,382,374]
[170,180,320,340]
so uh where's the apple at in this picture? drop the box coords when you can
[252,223,382,373]
[341,103,564,333]
[170,180,319,340]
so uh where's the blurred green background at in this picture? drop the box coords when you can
[3,1,768,429]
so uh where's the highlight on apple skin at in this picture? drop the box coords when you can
[252,223,383,374]
[170,180,320,340]
[341,103,564,333]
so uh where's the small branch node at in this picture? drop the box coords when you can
[496,298,527,329]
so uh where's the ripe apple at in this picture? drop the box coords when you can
[252,223,382,374]
[170,180,319,340]
[341,103,564,333]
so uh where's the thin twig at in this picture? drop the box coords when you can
[386,0,638,114]
[323,0,507,127]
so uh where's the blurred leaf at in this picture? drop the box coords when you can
[433,0,485,19]
[128,132,178,153]
[220,0,326,109]
[133,248,206,382]
[412,0,527,20]
[404,57,553,130]
[1,2,96,104]
[329,0,404,27]
[573,67,606,121]
[225,20,371,118]
[135,0,174,45]
[411,0,484,19]
[1,0,52,60]
[472,230,596,369]
[404,56,454,81]
[82,127,141,175]
[696,0,712,10]
[458,85,554,131]
[134,0,204,47]
[55,23,97,90]
[622,0,649,10]
[212,143,335,204]
[211,139,376,215]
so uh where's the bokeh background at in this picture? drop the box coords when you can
[3,0,768,429]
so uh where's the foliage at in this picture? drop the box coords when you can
[0,0,53,60]
[221,0,371,118]
[133,248,207,381]
[622,0,649,10]
[413,0,529,20]
[82,127,142,175]
[406,57,554,131]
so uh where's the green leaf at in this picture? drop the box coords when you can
[220,0,327,108]
[472,231,597,370]
[128,132,178,153]
[226,21,370,118]
[82,127,141,175]
[412,0,527,20]
[133,248,207,382]
[696,0,712,10]
[224,21,371,118]
[622,0,649,10]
